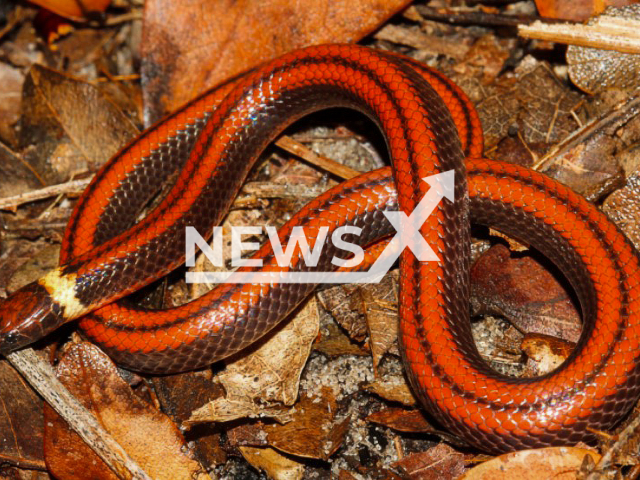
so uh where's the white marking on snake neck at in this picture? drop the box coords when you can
[39,268,84,320]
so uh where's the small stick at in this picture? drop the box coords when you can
[95,74,141,83]
[0,178,92,212]
[584,410,640,479]
[6,349,152,480]
[533,93,640,171]
[0,6,28,43]
[415,4,558,27]
[103,11,143,26]
[241,181,331,199]
[275,136,360,180]
[519,19,640,54]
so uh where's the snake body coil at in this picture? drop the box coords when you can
[1,44,640,454]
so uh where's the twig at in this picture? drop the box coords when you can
[103,11,143,26]
[0,143,350,213]
[241,181,331,199]
[0,178,92,212]
[6,349,152,480]
[374,23,469,60]
[275,135,360,179]
[95,74,141,83]
[519,18,640,54]
[585,410,640,479]
[414,5,561,27]
[0,6,28,43]
[533,91,640,172]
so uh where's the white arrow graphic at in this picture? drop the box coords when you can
[352,169,455,283]
[186,170,455,284]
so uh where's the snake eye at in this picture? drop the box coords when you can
[0,330,24,354]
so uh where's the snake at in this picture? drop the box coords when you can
[1,44,640,454]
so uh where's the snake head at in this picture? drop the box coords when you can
[0,281,62,354]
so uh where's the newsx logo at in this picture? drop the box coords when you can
[185,170,454,284]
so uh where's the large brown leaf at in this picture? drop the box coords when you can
[20,65,139,183]
[533,0,634,21]
[141,0,412,123]
[43,343,209,480]
[0,360,45,470]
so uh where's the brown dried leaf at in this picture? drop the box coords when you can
[473,317,525,372]
[363,272,399,373]
[366,408,435,434]
[615,116,640,171]
[392,444,466,480]
[226,388,348,461]
[494,127,622,202]
[0,240,53,299]
[459,447,600,480]
[0,142,42,201]
[6,244,59,294]
[535,0,634,23]
[521,333,574,377]
[488,229,528,252]
[0,61,24,145]
[239,446,305,480]
[141,0,412,122]
[151,371,227,467]
[568,15,640,93]
[0,15,42,70]
[0,360,45,470]
[187,396,292,425]
[0,466,50,479]
[373,23,470,60]
[509,57,581,145]
[492,136,549,168]
[453,35,511,84]
[263,387,349,460]
[338,470,360,480]
[317,285,368,342]
[43,342,209,480]
[367,407,468,450]
[227,421,268,448]
[20,65,139,183]
[604,166,640,250]
[363,375,417,406]
[470,245,582,342]
[543,133,622,201]
[2,207,70,242]
[464,56,581,149]
[219,298,319,406]
[313,321,369,357]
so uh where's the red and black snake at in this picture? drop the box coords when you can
[1,44,640,454]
